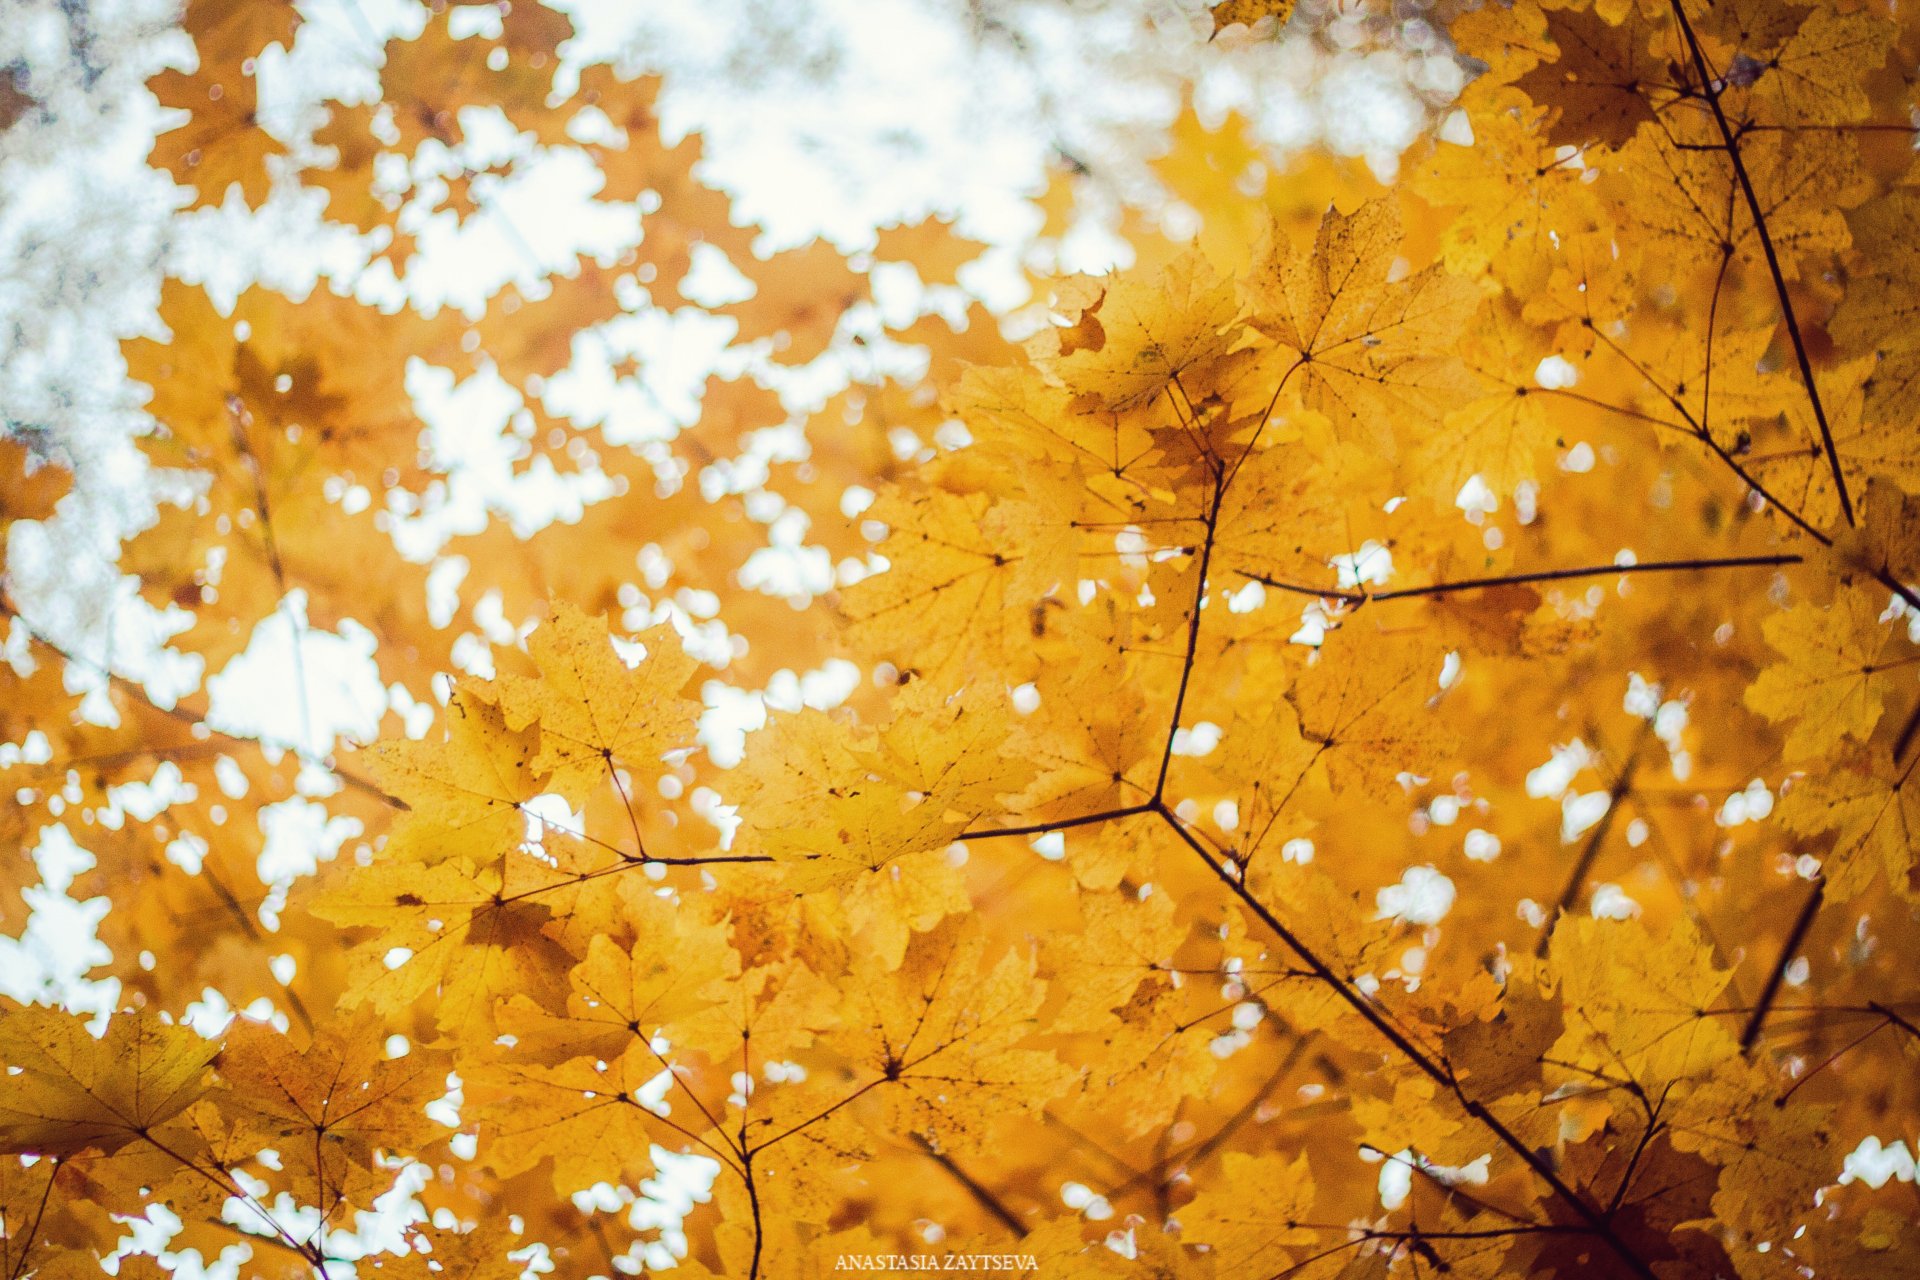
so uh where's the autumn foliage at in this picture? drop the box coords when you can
[5,0,1920,1277]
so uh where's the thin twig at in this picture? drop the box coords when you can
[1246,554,1800,607]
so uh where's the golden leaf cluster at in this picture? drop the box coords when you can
[2,1,1919,1278]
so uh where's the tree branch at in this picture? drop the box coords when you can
[1155,799,1659,1280]
[1668,0,1854,526]
[1244,554,1800,607]
[1740,878,1825,1053]
[1536,732,1647,958]
[911,1134,1026,1237]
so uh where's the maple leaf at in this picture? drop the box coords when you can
[1512,7,1667,149]
[1744,586,1900,760]
[1615,119,1867,281]
[496,603,702,807]
[720,239,869,365]
[1243,198,1481,454]
[1820,481,1920,604]
[1547,916,1737,1090]
[1778,747,1919,900]
[811,919,1076,1155]
[1442,985,1563,1100]
[306,103,390,233]
[379,11,567,154]
[473,1037,687,1192]
[1742,361,1920,529]
[148,65,282,209]
[1832,191,1920,358]
[1412,84,1609,293]
[735,685,1033,899]
[0,439,69,527]
[945,364,1156,486]
[182,0,299,62]
[311,852,574,1020]
[496,892,738,1064]
[0,1010,219,1157]
[837,484,1074,680]
[1415,302,1559,499]
[1743,6,1895,126]
[362,688,545,867]
[1046,889,1188,1034]
[1210,695,1325,856]
[871,218,987,287]
[1177,1151,1315,1273]
[1040,251,1243,413]
[1286,635,1459,796]
[216,1015,450,1212]
[1669,1059,1837,1240]
[1212,434,1404,588]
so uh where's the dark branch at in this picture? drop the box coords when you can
[1245,554,1800,607]
[958,803,1154,841]
[1668,0,1854,526]
[1154,799,1660,1280]
[1536,732,1646,958]
[911,1134,1026,1237]
[1741,878,1825,1052]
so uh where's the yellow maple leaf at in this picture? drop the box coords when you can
[362,688,545,866]
[1041,251,1243,413]
[1176,1151,1315,1273]
[1744,585,1900,760]
[497,602,702,808]
[1243,197,1481,454]
[0,1010,219,1157]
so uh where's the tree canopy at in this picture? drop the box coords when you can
[3,0,1920,1277]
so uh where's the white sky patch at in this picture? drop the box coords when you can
[256,797,363,928]
[1454,474,1497,522]
[1331,539,1393,589]
[1561,789,1611,843]
[1171,720,1222,756]
[1533,354,1578,389]
[1716,779,1774,827]
[1463,828,1501,863]
[1588,883,1641,921]
[1838,1136,1915,1189]
[699,658,860,768]
[521,792,585,847]
[1375,1149,1413,1211]
[205,595,390,760]
[1375,865,1455,926]
[1527,740,1593,800]
[0,825,118,1018]
[564,1146,722,1273]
